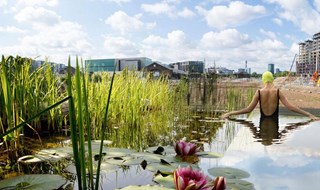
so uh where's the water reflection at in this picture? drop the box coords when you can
[228,110,313,146]
[212,110,320,190]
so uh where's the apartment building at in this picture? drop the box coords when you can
[297,32,320,76]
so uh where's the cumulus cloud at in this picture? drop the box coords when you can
[16,0,58,7]
[266,0,320,35]
[197,1,266,29]
[103,35,139,56]
[200,29,251,49]
[141,2,174,16]
[177,7,196,18]
[273,18,283,26]
[105,11,143,34]
[0,26,25,33]
[260,29,277,39]
[14,7,61,26]
[108,0,131,5]
[0,0,7,7]
[20,21,91,54]
[141,2,194,18]
[315,0,320,12]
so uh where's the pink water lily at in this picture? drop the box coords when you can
[174,166,210,190]
[174,140,200,156]
[212,176,226,190]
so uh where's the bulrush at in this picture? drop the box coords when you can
[173,166,210,190]
[174,140,200,156]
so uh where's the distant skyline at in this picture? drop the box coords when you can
[1,0,320,73]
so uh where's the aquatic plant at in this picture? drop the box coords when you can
[212,176,226,190]
[173,166,210,190]
[174,140,200,156]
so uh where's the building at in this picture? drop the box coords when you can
[297,32,320,77]
[169,61,204,74]
[268,63,275,74]
[85,57,152,73]
[32,60,67,73]
[143,62,187,79]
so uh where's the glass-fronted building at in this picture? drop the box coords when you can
[85,57,152,72]
[268,63,275,74]
[169,61,204,74]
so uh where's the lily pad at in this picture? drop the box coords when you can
[153,174,175,189]
[208,167,250,179]
[105,148,137,157]
[146,163,176,174]
[145,146,176,155]
[196,151,223,158]
[227,179,254,190]
[122,158,146,166]
[131,152,163,163]
[0,174,67,190]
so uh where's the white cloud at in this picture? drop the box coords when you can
[260,29,277,39]
[107,0,131,5]
[177,7,195,18]
[266,0,320,35]
[16,0,58,7]
[1,21,92,63]
[0,0,7,7]
[197,1,266,29]
[105,11,143,34]
[0,26,25,33]
[273,18,283,26]
[200,29,251,48]
[141,2,192,18]
[141,2,174,16]
[14,7,60,26]
[103,35,139,56]
[145,22,157,30]
[315,0,320,12]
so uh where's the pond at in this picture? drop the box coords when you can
[95,109,320,190]
[200,109,320,190]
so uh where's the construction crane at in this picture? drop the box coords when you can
[287,53,297,79]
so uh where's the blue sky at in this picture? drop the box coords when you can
[1,0,320,73]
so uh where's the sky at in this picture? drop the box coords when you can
[1,0,320,73]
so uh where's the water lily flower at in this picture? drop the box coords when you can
[212,176,226,190]
[174,166,210,190]
[174,140,200,156]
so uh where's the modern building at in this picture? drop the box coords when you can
[297,32,320,77]
[169,61,204,74]
[32,60,67,73]
[143,62,187,79]
[268,63,275,74]
[85,57,152,73]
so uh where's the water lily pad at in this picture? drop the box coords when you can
[145,146,176,155]
[123,158,146,166]
[131,152,163,163]
[0,174,67,190]
[146,163,176,174]
[196,151,223,158]
[118,185,172,190]
[208,167,250,179]
[227,179,254,190]
[104,156,133,165]
[153,174,175,189]
[105,148,137,157]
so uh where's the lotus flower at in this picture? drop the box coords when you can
[174,166,210,190]
[174,140,200,156]
[212,176,226,190]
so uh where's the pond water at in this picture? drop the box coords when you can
[200,109,320,190]
[98,109,320,190]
